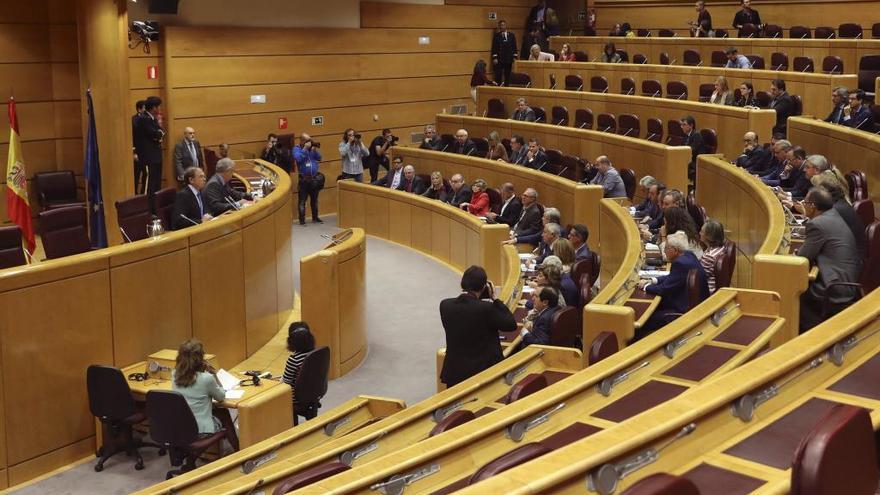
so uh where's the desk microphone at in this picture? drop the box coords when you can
[556,166,568,177]
[800,33,808,39]
[695,61,703,67]
[179,214,200,226]
[828,65,839,74]
[855,117,870,129]
[321,233,344,246]
[748,58,756,68]
[440,144,449,152]
[826,32,835,39]
[225,196,242,211]
[651,90,660,98]
[119,227,133,243]
[856,32,863,39]
[801,64,812,73]
[676,93,687,100]
[669,59,677,65]
[579,121,589,129]
[535,160,548,171]
[466,147,475,156]
[534,115,544,123]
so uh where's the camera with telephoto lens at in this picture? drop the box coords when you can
[353,133,362,140]
[305,140,320,149]
[389,135,400,145]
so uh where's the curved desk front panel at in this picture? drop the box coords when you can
[477,86,776,160]
[515,60,857,119]
[0,160,293,488]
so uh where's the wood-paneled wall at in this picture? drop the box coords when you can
[0,0,82,222]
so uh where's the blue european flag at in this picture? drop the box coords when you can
[84,89,107,248]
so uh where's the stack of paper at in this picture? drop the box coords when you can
[216,369,240,391]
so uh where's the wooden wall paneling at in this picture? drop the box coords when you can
[449,221,469,270]
[109,247,193,366]
[337,182,366,228]
[360,2,532,29]
[0,320,5,472]
[128,56,163,90]
[300,249,341,378]
[337,247,366,375]
[431,211,452,262]
[365,193,391,238]
[188,231,248,368]
[0,269,114,466]
[411,204,433,254]
[389,200,414,246]
[242,215,280,356]
[7,439,94,487]
[273,200,294,330]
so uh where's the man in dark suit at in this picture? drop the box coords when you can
[486,182,522,227]
[439,265,517,387]
[173,126,205,182]
[419,125,443,151]
[534,223,561,263]
[452,129,477,156]
[523,138,548,170]
[447,174,472,208]
[735,132,771,172]
[769,79,794,136]
[511,98,537,122]
[774,145,806,189]
[507,135,528,165]
[521,287,561,346]
[732,0,762,36]
[568,224,592,261]
[171,167,211,230]
[396,165,427,195]
[758,139,792,185]
[636,231,710,339]
[132,96,164,201]
[491,20,518,87]
[797,187,862,332]
[510,188,544,242]
[204,158,253,216]
[824,87,848,125]
[374,156,405,188]
[842,89,875,130]
[680,115,706,181]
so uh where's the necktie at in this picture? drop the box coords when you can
[188,141,197,165]
[503,33,507,42]
[196,191,204,217]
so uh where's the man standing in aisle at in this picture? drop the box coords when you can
[294,133,323,224]
[491,20,518,87]
[173,127,204,183]
[132,96,164,204]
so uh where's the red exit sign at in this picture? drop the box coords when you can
[146,66,159,79]
[278,117,288,130]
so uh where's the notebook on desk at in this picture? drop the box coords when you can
[216,369,241,391]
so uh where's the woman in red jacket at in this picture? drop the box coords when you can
[463,178,490,216]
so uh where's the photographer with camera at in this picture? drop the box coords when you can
[293,133,324,225]
[339,128,369,182]
[368,128,398,183]
[260,133,292,173]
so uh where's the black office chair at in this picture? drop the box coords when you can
[146,389,230,479]
[294,346,331,425]
[87,365,164,472]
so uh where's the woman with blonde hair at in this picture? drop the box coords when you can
[710,76,735,106]
[552,238,577,271]
[423,171,452,202]
[487,131,508,161]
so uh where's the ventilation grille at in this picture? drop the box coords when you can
[450,104,468,115]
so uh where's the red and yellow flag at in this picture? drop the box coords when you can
[7,97,35,254]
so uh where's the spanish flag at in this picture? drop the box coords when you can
[6,97,35,254]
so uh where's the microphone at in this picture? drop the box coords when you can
[556,166,568,176]
[677,93,687,100]
[747,33,754,38]
[466,147,475,156]
[534,115,544,123]
[801,64,811,73]
[748,58,756,68]
[826,32,834,39]
[482,109,487,117]
[119,227,133,243]
[535,160,548,171]
[578,121,589,129]
[225,196,242,211]
[555,118,565,125]
[855,117,870,129]
[179,214,200,226]
[577,84,583,91]
[829,65,839,74]
[601,125,612,132]
[440,144,449,152]
[602,87,608,94]
[622,128,633,136]
[646,132,656,141]
[525,82,532,88]
[640,58,648,64]
[320,233,344,245]
[774,64,783,71]
[772,31,779,38]
[856,32,863,39]
[695,61,703,67]
[800,33,807,39]
[651,90,660,98]
[670,58,677,65]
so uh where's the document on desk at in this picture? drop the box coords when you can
[640,270,670,278]
[225,389,245,399]
[216,369,240,391]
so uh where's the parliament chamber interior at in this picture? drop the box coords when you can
[2,0,880,493]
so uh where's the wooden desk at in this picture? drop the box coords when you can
[551,36,880,79]
[514,60,857,119]
[477,86,776,160]
[434,114,691,201]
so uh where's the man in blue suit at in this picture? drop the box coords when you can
[634,231,709,340]
[521,287,561,346]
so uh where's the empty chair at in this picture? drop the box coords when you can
[659,52,671,65]
[590,76,608,93]
[857,55,880,96]
[620,473,700,495]
[616,50,629,63]
[549,306,579,348]
[548,73,557,89]
[472,137,490,156]
[34,170,85,211]
[620,77,636,95]
[740,23,759,38]
[746,55,764,69]
[87,365,163,472]
[588,332,618,365]
[823,55,844,74]
[429,410,476,437]
[597,113,616,133]
[698,83,714,102]
[574,108,593,129]
[764,24,783,38]
[564,74,583,91]
[646,118,663,142]
[791,94,803,116]
[617,114,640,138]
[543,149,565,174]
[573,51,588,62]
[486,98,506,119]
[755,90,772,108]
[619,168,636,201]
[699,128,718,154]
[39,205,91,260]
[814,26,836,39]
[508,72,531,88]
[873,23,880,39]
[292,346,330,425]
[846,170,868,202]
[533,107,547,123]
[551,106,569,126]
[838,23,863,38]
[771,52,789,70]
[658,29,675,37]
[710,50,726,67]
[666,81,688,100]
[863,222,880,292]
[683,49,701,66]
[486,187,503,214]
[637,29,651,37]
[154,187,177,229]
[0,226,26,269]
[146,390,229,479]
[791,405,878,495]
[666,120,686,146]
[854,199,875,230]
[116,194,152,243]
[272,463,351,494]
[642,79,662,97]
[632,53,648,64]
[790,25,811,38]
[714,28,729,38]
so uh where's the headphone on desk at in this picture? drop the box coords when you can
[128,372,149,381]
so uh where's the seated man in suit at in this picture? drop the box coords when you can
[419,125,443,151]
[568,224,592,261]
[171,167,212,230]
[642,188,683,240]
[486,182,522,227]
[842,89,875,130]
[173,127,204,183]
[509,204,559,246]
[520,287,561,346]
[824,87,848,125]
[507,188,544,244]
[534,223,561,263]
[396,165,427,195]
[452,129,477,155]
[784,153,826,201]
[735,131,771,172]
[769,79,794,136]
[373,156,404,188]
[680,115,706,181]
[635,231,709,340]
[758,139,792,185]
[766,145,805,188]
[439,265,517,387]
[511,98,537,122]
[523,138,548,170]
[506,135,528,165]
[589,155,627,198]
[446,174,472,208]
[204,158,254,216]
[634,176,658,216]
[798,187,862,332]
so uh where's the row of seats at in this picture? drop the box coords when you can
[631,22,878,39]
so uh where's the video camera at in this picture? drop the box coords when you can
[129,21,160,53]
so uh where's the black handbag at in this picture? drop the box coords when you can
[313,172,326,190]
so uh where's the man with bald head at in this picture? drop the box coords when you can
[446,173,472,208]
[452,129,477,156]
[734,131,770,172]
[589,155,627,198]
[173,126,204,182]
[396,165,427,195]
[486,182,522,227]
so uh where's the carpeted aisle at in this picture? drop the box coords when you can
[8,214,459,495]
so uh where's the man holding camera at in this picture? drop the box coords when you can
[261,133,292,173]
[339,128,369,182]
[368,128,398,183]
[293,133,323,225]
